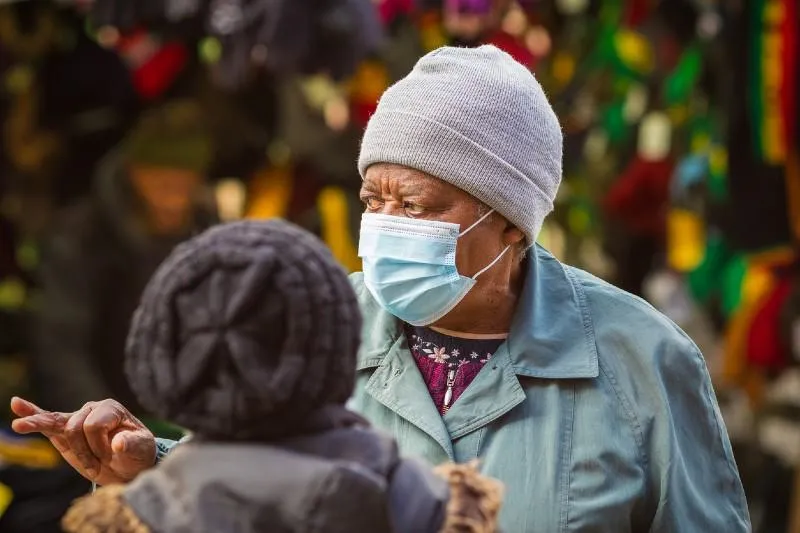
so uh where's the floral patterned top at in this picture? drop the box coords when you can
[404,324,506,415]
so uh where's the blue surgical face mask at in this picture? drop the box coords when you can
[358,210,511,326]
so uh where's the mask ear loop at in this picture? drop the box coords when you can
[459,208,496,237]
[472,245,511,280]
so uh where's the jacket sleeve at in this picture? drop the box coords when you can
[154,436,190,463]
[646,330,751,532]
[387,457,449,533]
[32,224,111,410]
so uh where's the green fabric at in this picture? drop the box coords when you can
[708,165,729,201]
[721,254,748,317]
[687,235,729,305]
[141,417,186,441]
[601,100,629,145]
[664,45,702,106]
[685,236,746,318]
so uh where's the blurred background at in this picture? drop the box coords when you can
[0,0,797,531]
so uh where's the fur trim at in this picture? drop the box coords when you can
[62,484,151,533]
[435,461,504,533]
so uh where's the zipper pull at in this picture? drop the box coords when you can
[443,368,456,414]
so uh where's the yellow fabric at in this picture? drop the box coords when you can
[245,166,293,220]
[0,438,61,469]
[0,482,12,519]
[419,12,448,52]
[720,260,789,407]
[614,30,653,74]
[551,52,576,87]
[348,61,389,103]
[317,187,361,273]
[666,208,705,273]
[746,246,796,266]
[0,277,26,309]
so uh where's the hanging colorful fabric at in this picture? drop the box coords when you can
[485,30,536,68]
[673,154,708,193]
[348,60,389,127]
[667,208,706,273]
[317,187,362,273]
[780,0,797,153]
[377,0,415,27]
[612,29,654,77]
[749,0,796,164]
[686,233,729,306]
[707,144,729,201]
[663,45,702,107]
[245,165,293,220]
[0,482,10,520]
[600,100,629,145]
[721,254,749,317]
[418,9,449,51]
[747,274,793,371]
[638,111,672,161]
[622,0,650,27]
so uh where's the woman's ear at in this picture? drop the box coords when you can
[502,224,525,247]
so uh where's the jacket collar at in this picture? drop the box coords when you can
[356,245,598,380]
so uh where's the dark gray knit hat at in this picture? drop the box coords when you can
[358,45,563,245]
[125,220,361,440]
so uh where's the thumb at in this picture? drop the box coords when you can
[111,430,157,466]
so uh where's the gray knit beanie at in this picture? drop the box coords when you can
[358,45,562,244]
[125,220,361,440]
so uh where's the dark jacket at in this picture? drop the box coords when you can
[124,418,448,532]
[31,153,215,412]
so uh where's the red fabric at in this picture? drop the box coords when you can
[131,43,188,101]
[351,100,378,128]
[602,157,674,238]
[377,0,414,26]
[485,31,536,69]
[747,275,793,371]
[623,0,651,27]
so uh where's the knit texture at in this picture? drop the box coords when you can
[124,220,361,440]
[358,45,563,245]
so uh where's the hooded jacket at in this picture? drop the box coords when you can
[63,409,508,533]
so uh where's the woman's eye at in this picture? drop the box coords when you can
[404,202,424,215]
[363,197,382,210]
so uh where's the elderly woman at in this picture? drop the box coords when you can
[12,46,750,532]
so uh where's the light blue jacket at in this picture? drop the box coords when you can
[348,245,750,532]
[157,245,750,532]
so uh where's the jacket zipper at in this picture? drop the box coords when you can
[443,368,456,414]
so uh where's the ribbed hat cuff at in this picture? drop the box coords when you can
[358,109,552,244]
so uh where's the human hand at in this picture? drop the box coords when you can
[10,397,156,485]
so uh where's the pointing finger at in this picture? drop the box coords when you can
[11,411,69,435]
[10,397,45,418]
